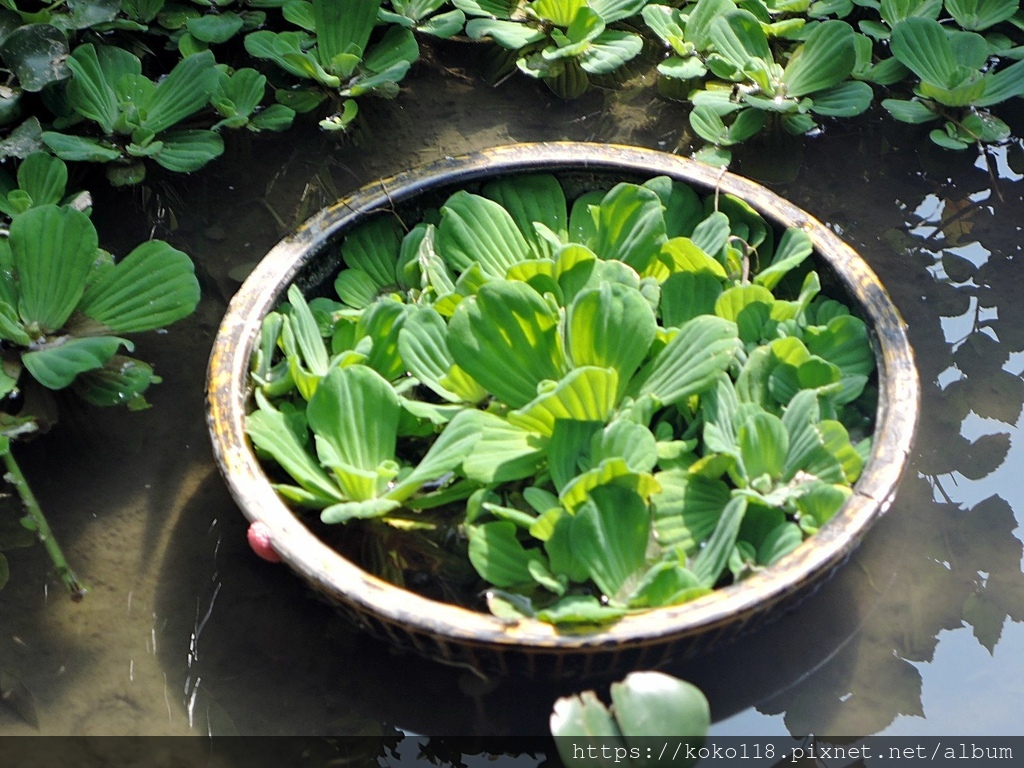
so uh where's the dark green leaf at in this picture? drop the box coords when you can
[23,335,127,389]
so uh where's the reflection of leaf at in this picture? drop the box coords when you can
[939,197,976,245]
[0,667,39,729]
[961,592,1004,654]
[958,432,1010,480]
[951,369,1024,425]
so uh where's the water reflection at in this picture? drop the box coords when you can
[1,54,1023,745]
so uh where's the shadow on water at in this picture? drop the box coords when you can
[1,49,1023,746]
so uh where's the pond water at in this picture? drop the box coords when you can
[1,48,1023,749]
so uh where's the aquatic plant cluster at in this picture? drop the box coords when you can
[247,173,876,625]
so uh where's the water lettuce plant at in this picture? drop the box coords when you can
[0,151,201,596]
[246,171,876,626]
[244,0,421,130]
[551,671,709,765]
[456,0,648,97]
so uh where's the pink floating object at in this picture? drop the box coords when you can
[247,521,281,563]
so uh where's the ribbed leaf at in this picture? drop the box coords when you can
[16,153,66,207]
[714,284,774,322]
[41,132,122,162]
[591,420,657,473]
[890,17,959,87]
[306,365,400,472]
[635,315,737,405]
[692,495,746,586]
[944,0,1018,30]
[436,190,532,277]
[142,51,218,134]
[651,470,731,552]
[387,407,486,500]
[362,25,420,74]
[152,130,224,172]
[65,44,119,133]
[805,314,875,376]
[565,281,656,393]
[660,271,723,327]
[397,306,462,402]
[71,355,155,408]
[571,485,649,598]
[588,0,648,23]
[468,521,544,587]
[709,10,772,71]
[508,366,619,435]
[246,394,343,504]
[462,410,547,482]
[448,280,566,408]
[579,31,643,74]
[482,174,567,260]
[593,183,667,272]
[341,214,402,288]
[754,227,812,290]
[22,335,127,389]
[806,79,873,117]
[315,0,381,60]
[782,20,857,97]
[739,411,789,481]
[77,240,199,333]
[10,205,97,332]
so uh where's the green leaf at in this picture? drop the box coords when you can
[468,520,543,587]
[341,214,402,288]
[804,314,875,376]
[482,174,567,260]
[15,152,67,207]
[580,30,643,74]
[23,335,127,389]
[462,410,546,482]
[794,481,850,533]
[714,284,774,323]
[565,281,656,394]
[754,227,812,290]
[315,0,381,61]
[65,43,118,132]
[307,365,400,474]
[249,103,296,132]
[890,17,963,87]
[782,20,857,97]
[739,411,789,481]
[945,0,1019,30]
[40,132,121,162]
[660,272,724,328]
[396,306,477,403]
[152,130,224,172]
[538,594,627,625]
[591,419,658,473]
[593,183,667,272]
[71,355,155,408]
[437,190,532,277]
[882,97,938,123]
[0,24,69,92]
[609,671,710,747]
[977,59,1024,107]
[634,315,738,405]
[448,280,566,408]
[388,407,486,500]
[571,485,649,598]
[652,471,731,553]
[465,18,546,48]
[361,25,419,75]
[142,51,218,134]
[692,495,746,586]
[588,0,648,23]
[508,366,619,435]
[187,12,244,43]
[246,395,343,504]
[10,204,97,332]
[807,80,873,116]
[710,10,772,72]
[76,240,199,333]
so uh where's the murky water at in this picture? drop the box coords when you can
[1,49,1022,746]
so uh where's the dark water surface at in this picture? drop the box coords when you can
[1,56,1022,741]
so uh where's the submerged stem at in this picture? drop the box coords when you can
[3,448,86,601]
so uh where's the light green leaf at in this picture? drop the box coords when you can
[634,315,738,405]
[660,272,724,328]
[571,485,649,598]
[448,280,566,408]
[538,594,628,625]
[481,174,567,261]
[609,671,710,746]
[588,0,648,23]
[944,0,1019,30]
[76,240,199,333]
[591,420,658,473]
[714,284,774,323]
[40,132,122,162]
[652,471,731,553]
[692,495,746,586]
[795,481,850,533]
[23,335,127,389]
[754,227,812,290]
[709,10,772,72]
[468,520,543,587]
[71,355,155,408]
[465,18,546,48]
[593,183,667,272]
[437,190,532,277]
[689,211,731,258]
[10,204,97,332]
[362,25,420,74]
[321,497,400,523]
[782,20,857,97]
[306,365,399,473]
[890,17,962,87]
[463,410,547,482]
[579,30,643,74]
[341,214,402,288]
[739,411,789,481]
[508,366,619,435]
[807,80,874,116]
[565,281,656,393]
[804,314,875,376]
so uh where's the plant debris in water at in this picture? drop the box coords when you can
[247,172,876,626]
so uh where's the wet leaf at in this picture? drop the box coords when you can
[0,24,69,92]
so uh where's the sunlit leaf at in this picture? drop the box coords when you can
[508,367,619,435]
[468,520,544,587]
[633,315,738,405]
[571,485,649,598]
[482,174,567,260]
[593,183,667,272]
